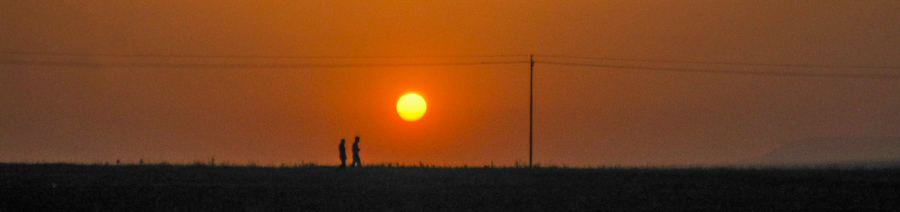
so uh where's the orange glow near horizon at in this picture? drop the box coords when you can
[2,1,899,167]
[396,93,427,121]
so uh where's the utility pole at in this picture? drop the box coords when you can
[529,55,534,168]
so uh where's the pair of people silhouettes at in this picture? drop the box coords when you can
[337,136,361,171]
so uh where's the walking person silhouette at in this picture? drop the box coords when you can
[351,136,362,167]
[337,139,347,171]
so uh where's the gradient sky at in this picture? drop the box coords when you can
[2,0,899,166]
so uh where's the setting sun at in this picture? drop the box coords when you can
[397,93,427,121]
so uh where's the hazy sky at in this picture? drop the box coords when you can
[2,0,899,166]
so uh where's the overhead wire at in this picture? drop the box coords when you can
[0,51,530,60]
[536,54,900,70]
[2,51,899,79]
[538,61,900,80]
[0,60,528,69]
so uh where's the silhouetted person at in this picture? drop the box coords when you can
[351,136,362,167]
[337,139,347,171]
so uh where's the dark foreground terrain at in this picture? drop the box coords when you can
[2,164,898,211]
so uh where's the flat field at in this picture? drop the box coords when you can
[2,164,898,211]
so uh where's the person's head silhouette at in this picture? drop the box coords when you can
[340,139,345,144]
[355,136,359,143]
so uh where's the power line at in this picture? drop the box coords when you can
[5,51,899,70]
[536,54,900,70]
[0,60,528,69]
[540,61,900,80]
[0,51,530,60]
[3,54,899,79]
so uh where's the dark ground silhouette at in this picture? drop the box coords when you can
[2,164,898,211]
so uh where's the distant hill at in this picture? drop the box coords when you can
[750,137,900,168]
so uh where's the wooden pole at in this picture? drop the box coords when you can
[529,55,534,167]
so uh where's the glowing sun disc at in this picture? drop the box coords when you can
[396,94,426,121]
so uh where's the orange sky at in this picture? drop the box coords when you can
[2,0,899,166]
